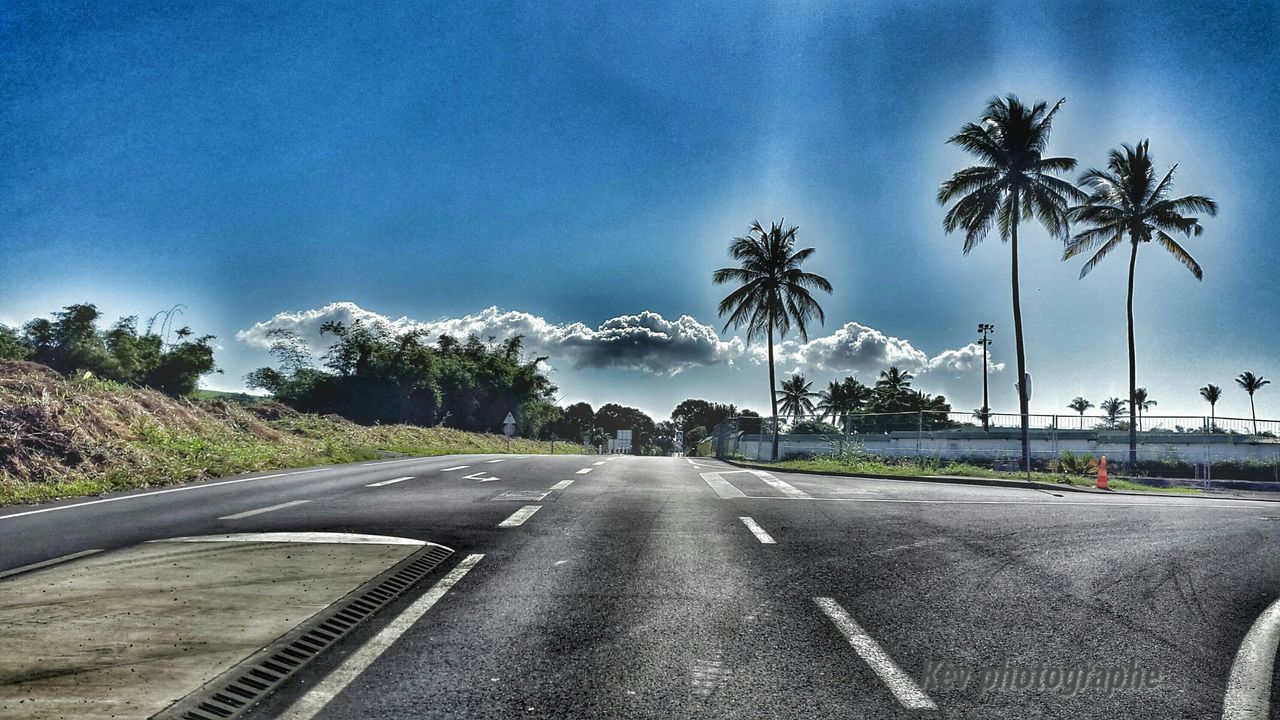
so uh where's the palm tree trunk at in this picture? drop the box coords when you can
[1251,395,1258,435]
[1126,239,1138,467]
[1010,193,1030,471]
[767,319,779,461]
[1210,403,1215,431]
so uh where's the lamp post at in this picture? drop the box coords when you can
[978,323,994,431]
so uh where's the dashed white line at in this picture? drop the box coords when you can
[814,597,937,710]
[485,459,505,464]
[549,480,574,491]
[279,553,483,720]
[576,468,592,475]
[593,461,607,466]
[440,465,469,472]
[498,505,542,528]
[1223,595,1280,719]
[366,476,414,487]
[218,499,311,520]
[738,516,776,544]
[0,549,103,579]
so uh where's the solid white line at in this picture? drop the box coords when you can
[153,533,426,545]
[593,461,606,466]
[0,549,103,580]
[700,472,747,499]
[576,468,592,475]
[486,459,505,464]
[360,457,428,467]
[498,505,542,528]
[718,495,1268,508]
[366,476,414,487]
[738,516,776,544]
[0,468,328,522]
[279,553,483,720]
[1223,595,1280,719]
[814,597,937,710]
[218,499,311,520]
[549,480,574,491]
[748,470,812,499]
[439,465,469,472]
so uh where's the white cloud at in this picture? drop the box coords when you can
[751,321,1004,379]
[236,302,744,376]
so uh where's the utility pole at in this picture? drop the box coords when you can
[978,323,994,431]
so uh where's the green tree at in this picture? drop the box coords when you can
[713,220,831,461]
[559,402,595,440]
[1067,396,1093,428]
[1236,372,1271,435]
[594,403,656,451]
[776,374,817,422]
[0,325,29,360]
[939,95,1081,470]
[1100,397,1125,428]
[1132,387,1157,431]
[1199,384,1222,430]
[1064,140,1217,464]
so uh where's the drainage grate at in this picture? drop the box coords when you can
[153,542,454,720]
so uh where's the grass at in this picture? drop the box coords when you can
[732,453,1203,495]
[0,360,583,507]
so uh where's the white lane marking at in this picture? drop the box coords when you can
[486,459,505,464]
[440,465,469,472]
[462,472,500,482]
[576,468,592,475]
[593,461,607,466]
[814,597,937,710]
[700,472,747,499]
[723,495,1269,508]
[0,468,328,522]
[0,549,103,580]
[549,480,574,491]
[748,469,812,499]
[218,499,311,520]
[738,516,776,544]
[366,476,414,487]
[360,457,428,467]
[498,505,542,528]
[1223,595,1280,719]
[279,554,483,720]
[153,532,426,545]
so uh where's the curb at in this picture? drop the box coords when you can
[717,458,1280,502]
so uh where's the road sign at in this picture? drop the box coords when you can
[616,429,632,452]
[503,412,516,437]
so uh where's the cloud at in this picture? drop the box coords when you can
[751,321,1004,378]
[236,303,744,375]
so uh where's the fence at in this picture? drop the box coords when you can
[712,411,1280,483]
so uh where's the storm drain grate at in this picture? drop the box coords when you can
[153,542,454,720]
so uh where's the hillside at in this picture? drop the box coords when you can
[0,361,581,506]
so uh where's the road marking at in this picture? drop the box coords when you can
[279,553,483,720]
[155,532,425,545]
[498,505,542,527]
[747,469,812,499]
[1223,595,1280,719]
[0,549,103,580]
[366,476,414,487]
[0,468,328,522]
[576,468,592,475]
[440,465,469,472]
[593,461,607,466]
[549,480,574,491]
[814,597,937,710]
[486,459,505,463]
[738,516,776,544]
[700,472,747,499]
[359,457,427,467]
[462,472,500,482]
[218,499,311,520]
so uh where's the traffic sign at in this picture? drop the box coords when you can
[503,412,516,437]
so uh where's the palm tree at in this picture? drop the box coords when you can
[777,374,818,423]
[875,367,914,396]
[714,220,832,460]
[1100,397,1125,428]
[1063,141,1217,465]
[938,95,1081,470]
[1132,387,1157,431]
[1199,384,1222,431]
[1068,396,1093,429]
[816,380,844,422]
[1236,372,1271,435]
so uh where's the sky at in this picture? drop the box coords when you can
[2,0,1278,423]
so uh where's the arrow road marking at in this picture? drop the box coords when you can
[814,597,937,710]
[462,472,500,482]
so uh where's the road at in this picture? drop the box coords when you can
[3,454,1280,719]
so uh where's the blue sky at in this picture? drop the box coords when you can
[2,0,1278,422]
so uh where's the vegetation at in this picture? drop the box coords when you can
[1236,372,1270,434]
[714,220,832,461]
[1064,140,1217,465]
[1100,397,1125,428]
[776,375,818,421]
[1200,384,1222,428]
[938,95,1082,471]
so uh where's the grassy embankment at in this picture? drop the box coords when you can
[0,361,582,506]
[730,453,1202,495]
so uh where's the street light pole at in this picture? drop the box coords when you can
[978,323,994,432]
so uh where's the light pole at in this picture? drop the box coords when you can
[978,323,994,431]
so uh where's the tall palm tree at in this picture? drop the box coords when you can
[1132,387,1157,431]
[1100,397,1125,428]
[938,95,1081,470]
[1199,384,1222,431]
[777,374,818,423]
[1064,141,1217,465]
[1068,396,1093,429]
[714,220,832,460]
[1236,372,1271,435]
[816,380,847,424]
[875,367,914,396]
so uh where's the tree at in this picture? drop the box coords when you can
[713,220,832,461]
[776,374,817,422]
[1236,372,1271,435]
[1067,396,1093,428]
[0,325,30,360]
[1100,397,1125,428]
[559,402,595,440]
[1199,384,1222,431]
[1132,387,1157,431]
[594,404,656,452]
[875,367,914,397]
[939,95,1081,471]
[1064,140,1217,464]
[669,399,740,435]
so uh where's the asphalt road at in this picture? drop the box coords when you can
[4,454,1280,719]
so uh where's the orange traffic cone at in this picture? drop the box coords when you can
[1096,455,1109,490]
